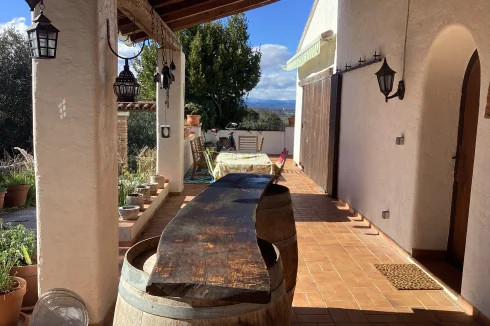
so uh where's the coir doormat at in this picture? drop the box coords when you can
[374,264,443,290]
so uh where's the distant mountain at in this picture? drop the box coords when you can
[246,98,296,110]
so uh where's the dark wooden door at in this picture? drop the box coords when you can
[448,51,480,268]
[300,78,331,192]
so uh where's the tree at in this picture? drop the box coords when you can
[133,41,158,101]
[240,110,285,131]
[130,41,158,154]
[0,28,32,154]
[179,14,261,129]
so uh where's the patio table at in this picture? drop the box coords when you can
[213,152,273,180]
[147,173,276,303]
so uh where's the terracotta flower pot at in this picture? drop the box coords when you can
[10,264,38,311]
[4,185,30,208]
[288,117,295,126]
[0,189,6,209]
[126,194,144,211]
[186,115,201,126]
[118,205,140,220]
[0,277,27,326]
[150,175,165,189]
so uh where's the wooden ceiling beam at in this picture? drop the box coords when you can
[148,0,185,10]
[118,0,181,50]
[167,0,278,31]
[156,0,243,23]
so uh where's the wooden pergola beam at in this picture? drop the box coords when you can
[157,0,244,23]
[168,0,278,31]
[117,0,181,50]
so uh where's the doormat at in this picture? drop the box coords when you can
[374,264,443,290]
[184,168,214,184]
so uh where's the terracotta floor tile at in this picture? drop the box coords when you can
[128,157,474,326]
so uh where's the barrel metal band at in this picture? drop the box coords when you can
[121,258,150,292]
[273,234,297,250]
[118,280,285,320]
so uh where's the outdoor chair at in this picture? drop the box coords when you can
[273,148,288,183]
[238,135,259,152]
[190,138,208,179]
[203,148,217,180]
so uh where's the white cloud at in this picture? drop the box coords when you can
[0,17,29,33]
[117,42,141,74]
[250,44,297,100]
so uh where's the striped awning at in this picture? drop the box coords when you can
[282,37,321,71]
[282,32,335,71]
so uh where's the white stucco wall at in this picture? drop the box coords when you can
[157,50,185,193]
[293,0,338,165]
[183,135,195,175]
[204,130,292,154]
[336,0,490,317]
[33,0,119,323]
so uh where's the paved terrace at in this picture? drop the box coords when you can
[120,156,477,326]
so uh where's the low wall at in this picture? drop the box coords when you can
[203,127,294,155]
[183,134,195,175]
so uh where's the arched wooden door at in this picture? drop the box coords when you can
[448,50,480,268]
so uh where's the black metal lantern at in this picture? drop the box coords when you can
[114,59,141,102]
[26,10,59,59]
[375,58,405,102]
[106,19,148,103]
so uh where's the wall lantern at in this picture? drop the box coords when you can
[106,19,148,103]
[114,59,141,102]
[26,1,59,59]
[375,58,405,102]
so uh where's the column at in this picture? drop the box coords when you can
[156,49,185,194]
[33,0,119,324]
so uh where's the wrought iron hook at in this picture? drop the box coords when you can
[106,19,148,60]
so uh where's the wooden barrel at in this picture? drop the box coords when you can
[256,184,298,306]
[113,237,290,326]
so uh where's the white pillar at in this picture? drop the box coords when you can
[157,50,185,193]
[33,0,119,323]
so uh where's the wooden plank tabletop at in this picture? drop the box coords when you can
[147,173,276,303]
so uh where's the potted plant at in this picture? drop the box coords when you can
[0,255,27,325]
[118,205,140,220]
[219,137,228,146]
[145,182,159,196]
[126,194,144,211]
[136,185,151,204]
[3,173,30,208]
[0,188,6,209]
[288,114,295,126]
[150,175,165,189]
[0,220,38,311]
[186,103,201,126]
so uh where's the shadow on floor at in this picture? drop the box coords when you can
[291,306,477,325]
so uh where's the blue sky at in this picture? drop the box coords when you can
[0,0,314,100]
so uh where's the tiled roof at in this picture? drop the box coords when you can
[117,102,156,112]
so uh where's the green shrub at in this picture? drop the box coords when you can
[0,255,15,294]
[0,219,36,267]
[118,167,144,206]
[240,110,286,131]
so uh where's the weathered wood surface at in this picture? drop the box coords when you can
[114,236,290,325]
[147,173,275,304]
[117,0,181,50]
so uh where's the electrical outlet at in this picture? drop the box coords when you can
[382,210,390,219]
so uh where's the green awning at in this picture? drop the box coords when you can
[282,37,321,71]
